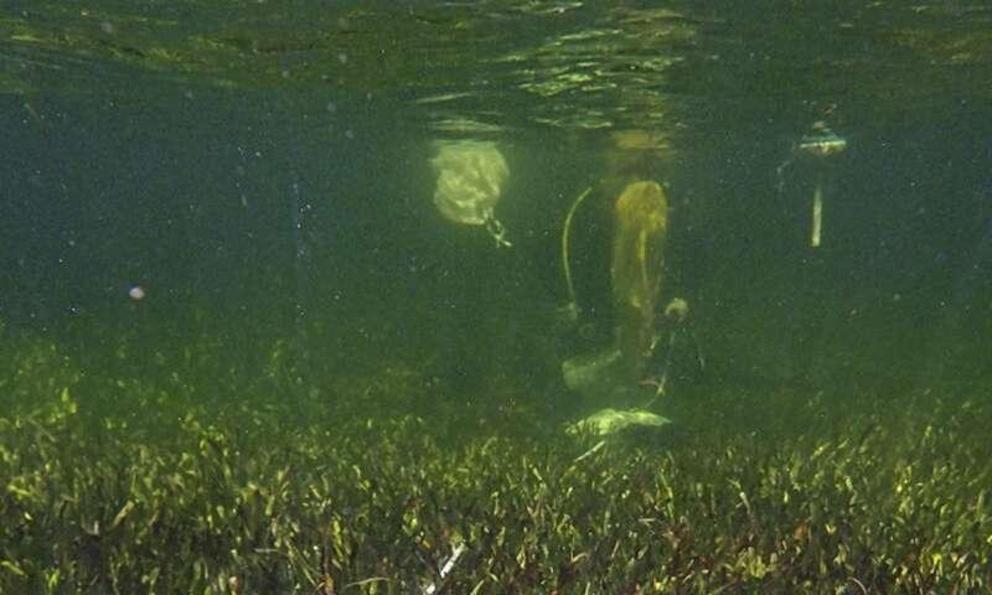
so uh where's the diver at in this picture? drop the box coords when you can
[777,120,848,248]
[559,129,701,413]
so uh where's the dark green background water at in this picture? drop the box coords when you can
[2,2,991,425]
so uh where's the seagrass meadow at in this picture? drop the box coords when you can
[2,326,991,594]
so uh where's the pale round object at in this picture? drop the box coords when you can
[431,140,508,226]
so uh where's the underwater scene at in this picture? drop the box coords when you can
[2,2,992,592]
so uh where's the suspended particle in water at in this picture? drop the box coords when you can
[128,284,146,301]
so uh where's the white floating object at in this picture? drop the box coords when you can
[431,140,511,247]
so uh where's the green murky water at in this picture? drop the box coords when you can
[2,2,991,592]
